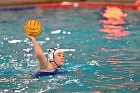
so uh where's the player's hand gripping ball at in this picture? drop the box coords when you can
[24,20,42,37]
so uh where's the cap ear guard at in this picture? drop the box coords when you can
[48,48,57,62]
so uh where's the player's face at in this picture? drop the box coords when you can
[54,49,64,66]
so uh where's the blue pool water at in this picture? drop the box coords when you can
[0,7,140,93]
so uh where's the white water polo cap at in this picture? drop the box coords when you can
[48,48,58,62]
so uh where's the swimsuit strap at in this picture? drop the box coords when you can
[33,68,63,78]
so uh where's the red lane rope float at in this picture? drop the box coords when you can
[79,3,137,10]
[36,3,137,10]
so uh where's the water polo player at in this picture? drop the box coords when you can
[25,35,64,78]
[24,20,64,78]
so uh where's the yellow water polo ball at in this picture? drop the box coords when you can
[24,20,42,37]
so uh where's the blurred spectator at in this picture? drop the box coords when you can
[102,6,127,19]
[135,0,140,11]
[100,6,129,39]
[135,0,140,6]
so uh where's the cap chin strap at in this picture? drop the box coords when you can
[52,61,62,70]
